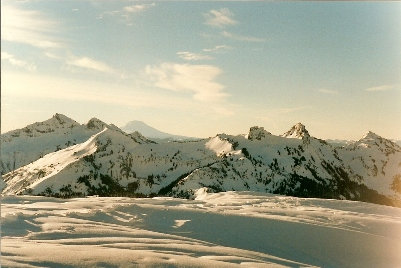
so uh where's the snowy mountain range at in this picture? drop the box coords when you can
[1,114,401,207]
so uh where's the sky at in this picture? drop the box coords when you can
[1,1,401,140]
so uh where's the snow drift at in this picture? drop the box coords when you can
[1,191,401,267]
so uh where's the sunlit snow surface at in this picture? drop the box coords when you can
[2,190,401,267]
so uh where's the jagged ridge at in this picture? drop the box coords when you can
[1,115,400,207]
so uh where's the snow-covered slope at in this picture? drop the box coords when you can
[338,131,401,200]
[2,128,107,195]
[2,122,219,197]
[2,116,401,207]
[0,114,121,175]
[2,192,401,267]
[170,129,401,206]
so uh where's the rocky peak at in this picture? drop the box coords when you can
[282,123,310,139]
[247,126,271,141]
[86,118,108,130]
[361,131,381,141]
[356,131,386,146]
[17,114,79,135]
[50,113,79,127]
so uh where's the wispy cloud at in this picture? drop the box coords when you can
[3,72,189,110]
[44,52,63,60]
[98,3,155,25]
[222,31,265,42]
[365,84,395,92]
[43,50,118,76]
[124,3,155,13]
[66,56,116,74]
[177,52,213,61]
[204,8,237,28]
[1,5,63,48]
[203,45,232,53]
[1,52,37,71]
[145,63,228,102]
[318,88,339,95]
[3,71,236,134]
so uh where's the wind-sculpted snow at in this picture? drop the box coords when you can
[205,135,235,156]
[2,191,401,267]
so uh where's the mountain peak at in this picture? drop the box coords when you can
[2,113,80,137]
[25,113,79,131]
[282,123,310,139]
[86,118,108,130]
[356,131,384,145]
[362,131,381,140]
[53,113,72,122]
[352,131,401,153]
[48,113,79,127]
[246,126,271,141]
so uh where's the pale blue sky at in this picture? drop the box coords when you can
[2,1,401,140]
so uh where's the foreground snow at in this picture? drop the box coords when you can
[2,191,401,267]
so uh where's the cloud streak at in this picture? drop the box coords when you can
[3,71,235,122]
[1,5,63,48]
[98,3,156,25]
[318,89,339,95]
[3,72,190,110]
[145,63,228,102]
[42,50,118,75]
[1,52,37,71]
[66,56,116,74]
[177,52,213,61]
[204,8,237,28]
[203,45,231,53]
[365,84,395,92]
[123,3,155,13]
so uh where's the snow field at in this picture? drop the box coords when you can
[2,191,401,267]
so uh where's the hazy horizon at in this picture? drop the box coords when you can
[2,1,400,140]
